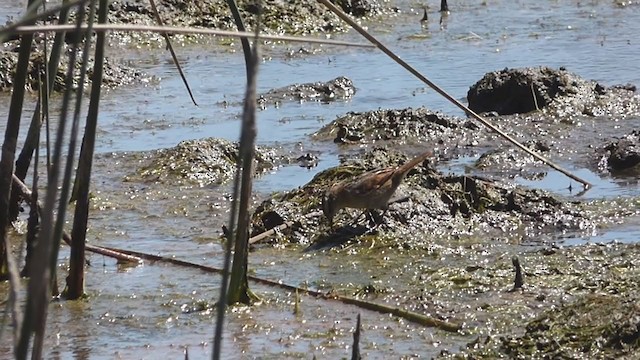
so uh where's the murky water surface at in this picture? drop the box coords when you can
[1,1,640,358]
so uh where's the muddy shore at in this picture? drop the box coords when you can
[2,1,640,358]
[110,65,640,357]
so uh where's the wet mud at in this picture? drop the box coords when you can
[49,64,638,358]
[130,137,291,187]
[438,242,640,359]
[105,0,396,45]
[236,67,640,357]
[111,66,639,359]
[3,1,640,352]
[257,76,356,108]
[467,66,639,117]
[0,38,148,92]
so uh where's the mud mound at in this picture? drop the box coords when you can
[0,40,147,92]
[248,147,600,248]
[467,67,639,117]
[597,130,640,175]
[133,137,289,187]
[257,76,356,108]
[106,0,394,44]
[312,107,478,148]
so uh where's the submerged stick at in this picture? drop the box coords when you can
[512,256,524,290]
[248,211,323,245]
[100,245,462,332]
[317,0,591,190]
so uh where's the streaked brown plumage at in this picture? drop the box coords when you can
[322,150,432,226]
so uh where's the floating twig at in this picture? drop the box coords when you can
[249,220,295,244]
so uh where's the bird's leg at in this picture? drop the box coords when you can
[350,210,369,226]
[366,209,387,229]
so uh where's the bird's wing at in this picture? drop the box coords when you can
[345,168,396,196]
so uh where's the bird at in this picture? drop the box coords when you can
[322,150,433,227]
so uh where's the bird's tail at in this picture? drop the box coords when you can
[396,150,433,176]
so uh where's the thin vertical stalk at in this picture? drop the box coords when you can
[47,0,96,298]
[21,63,45,278]
[67,0,107,300]
[10,0,72,220]
[226,38,259,304]
[22,140,40,278]
[0,235,22,356]
[224,0,252,78]
[16,0,94,357]
[0,0,37,281]
[212,14,261,360]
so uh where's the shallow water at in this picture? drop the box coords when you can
[1,0,640,358]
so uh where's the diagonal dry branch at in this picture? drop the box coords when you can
[148,0,198,106]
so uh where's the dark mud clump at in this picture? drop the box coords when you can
[595,130,640,175]
[256,76,356,109]
[132,137,289,187]
[459,68,640,178]
[248,147,608,248]
[106,0,395,45]
[0,39,147,92]
[467,67,639,117]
